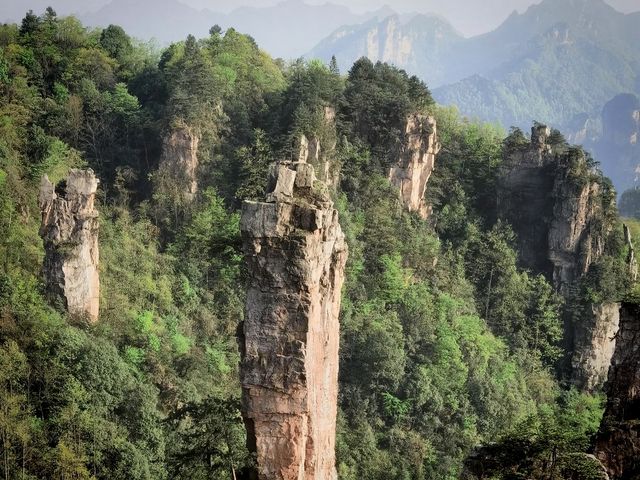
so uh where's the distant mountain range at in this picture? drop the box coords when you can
[308,0,640,131]
[308,14,463,86]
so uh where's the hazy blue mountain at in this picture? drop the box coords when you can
[582,93,640,193]
[307,0,640,129]
[81,0,215,43]
[307,13,463,84]
[220,0,394,59]
[0,0,108,22]
[434,0,640,127]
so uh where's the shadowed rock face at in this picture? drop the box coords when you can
[240,158,347,480]
[498,125,616,390]
[389,114,440,219]
[498,124,606,289]
[498,125,556,277]
[594,302,640,479]
[571,303,620,392]
[39,169,100,322]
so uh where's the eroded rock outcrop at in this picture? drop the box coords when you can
[498,125,617,390]
[594,302,640,479]
[499,124,606,289]
[240,156,347,480]
[548,165,606,294]
[624,223,638,282]
[296,106,339,187]
[157,122,200,202]
[39,169,100,322]
[389,113,440,218]
[570,303,620,392]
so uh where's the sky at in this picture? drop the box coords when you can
[182,0,640,35]
[1,0,638,37]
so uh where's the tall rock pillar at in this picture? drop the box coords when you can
[39,169,100,322]
[240,157,348,480]
[389,114,440,219]
[498,124,619,391]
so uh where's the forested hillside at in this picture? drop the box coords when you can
[0,9,635,480]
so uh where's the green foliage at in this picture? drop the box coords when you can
[0,10,626,480]
[234,129,274,201]
[464,390,605,479]
[342,57,434,169]
[166,397,251,479]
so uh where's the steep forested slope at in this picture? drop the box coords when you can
[0,9,634,480]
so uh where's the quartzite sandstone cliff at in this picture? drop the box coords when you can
[389,113,440,218]
[594,302,640,479]
[240,156,347,480]
[39,169,100,322]
[498,125,616,390]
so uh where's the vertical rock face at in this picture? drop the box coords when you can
[594,302,640,479]
[39,169,100,322]
[499,124,606,288]
[296,106,339,187]
[498,125,556,276]
[570,303,620,392]
[498,125,616,390]
[158,123,200,201]
[389,114,441,219]
[623,224,638,282]
[548,163,605,294]
[240,157,347,480]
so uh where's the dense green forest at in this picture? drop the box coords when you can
[0,9,633,480]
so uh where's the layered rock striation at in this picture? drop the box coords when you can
[39,169,100,322]
[389,113,440,219]
[240,156,347,480]
[594,302,640,479]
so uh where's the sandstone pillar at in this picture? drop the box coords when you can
[39,169,100,322]
[240,159,347,480]
[594,302,640,478]
[389,114,440,219]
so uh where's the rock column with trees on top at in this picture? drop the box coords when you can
[388,113,441,219]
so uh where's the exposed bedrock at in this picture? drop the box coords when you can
[296,106,339,187]
[389,113,440,219]
[39,169,100,322]
[498,125,617,390]
[158,122,200,202]
[594,302,640,479]
[239,156,347,480]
